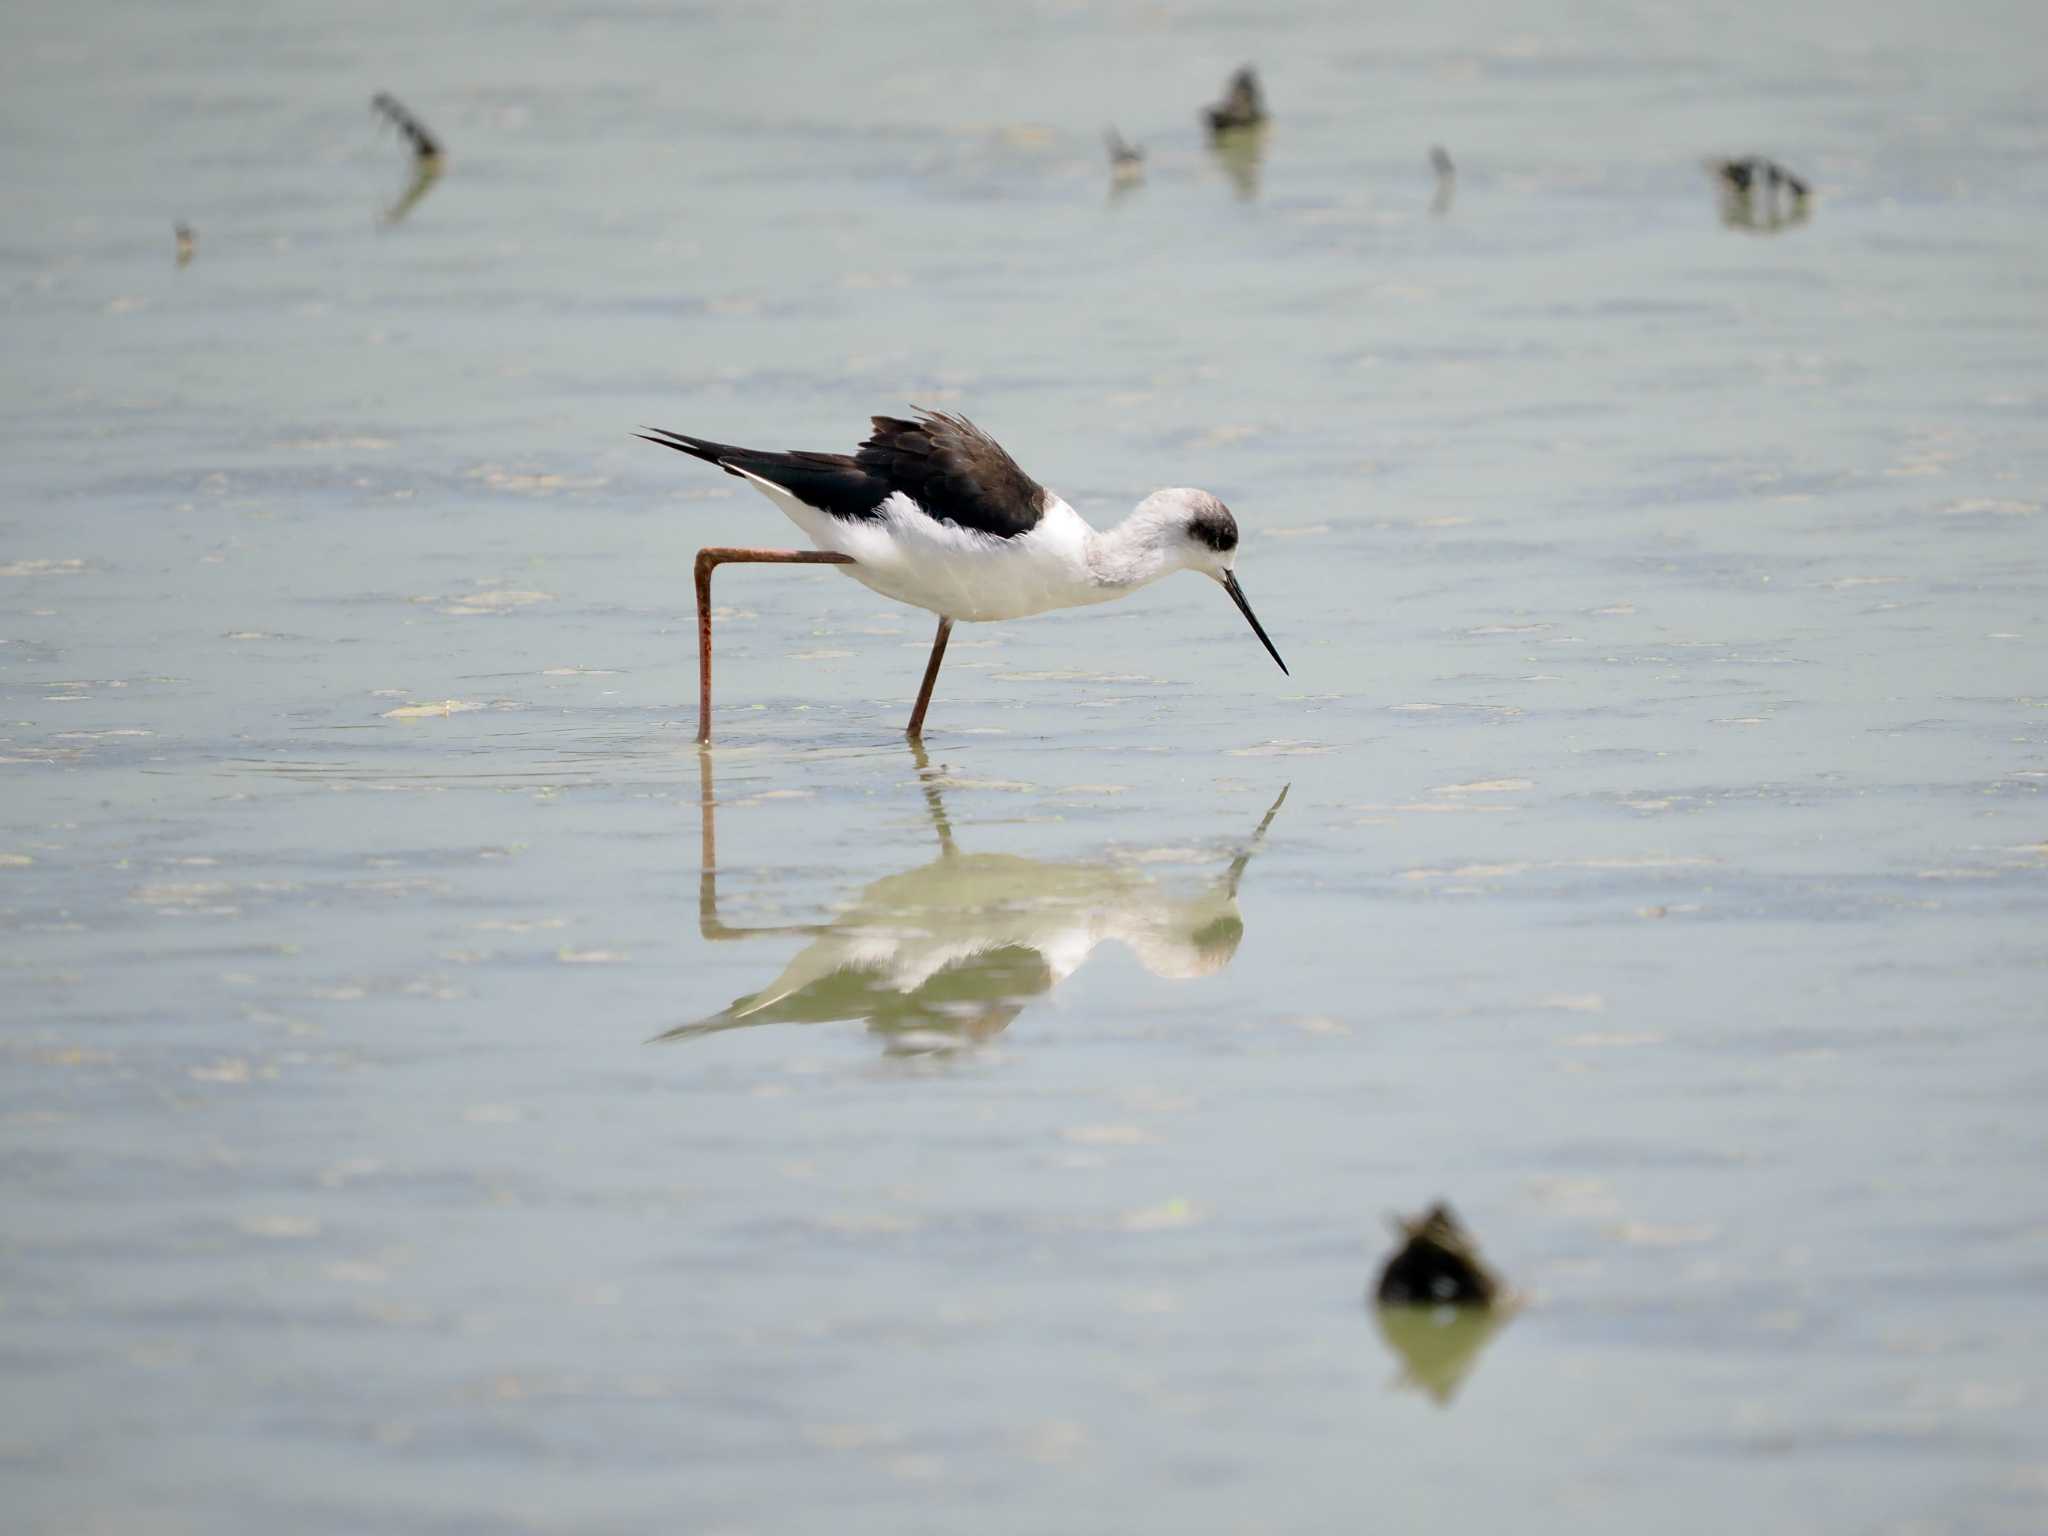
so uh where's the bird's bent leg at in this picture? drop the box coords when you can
[694,547,856,744]
[905,616,953,738]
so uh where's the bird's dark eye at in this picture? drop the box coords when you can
[1189,509,1238,553]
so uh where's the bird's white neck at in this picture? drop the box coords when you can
[1082,505,1184,592]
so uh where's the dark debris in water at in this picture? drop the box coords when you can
[1373,1201,1503,1308]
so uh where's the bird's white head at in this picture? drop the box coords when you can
[1129,487,1240,576]
[1125,487,1288,675]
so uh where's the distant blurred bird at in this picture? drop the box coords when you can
[174,223,195,267]
[1428,144,1455,215]
[372,92,443,164]
[1106,126,1145,185]
[1707,154,1810,233]
[1203,65,1267,137]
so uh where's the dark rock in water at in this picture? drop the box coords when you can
[1374,1201,1502,1307]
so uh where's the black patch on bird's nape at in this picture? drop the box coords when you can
[1187,498,1239,553]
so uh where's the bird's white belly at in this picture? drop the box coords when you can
[742,478,1111,622]
[842,532,1109,621]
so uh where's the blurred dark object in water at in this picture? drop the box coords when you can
[1106,126,1145,189]
[373,91,443,162]
[174,223,194,267]
[1375,1201,1502,1306]
[373,92,446,226]
[1374,1297,1512,1406]
[1209,126,1265,200]
[1428,144,1455,216]
[655,748,1287,1055]
[1708,154,1809,234]
[1203,65,1267,137]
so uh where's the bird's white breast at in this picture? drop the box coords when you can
[848,494,1114,622]
[734,474,1118,623]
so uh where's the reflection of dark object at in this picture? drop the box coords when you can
[1708,155,1810,234]
[1209,129,1265,200]
[372,92,443,161]
[1428,144,1455,216]
[1204,66,1267,136]
[379,157,444,225]
[1374,1300,1511,1406]
[1375,1202,1502,1306]
[174,223,194,267]
[1106,126,1145,186]
[655,746,1288,1054]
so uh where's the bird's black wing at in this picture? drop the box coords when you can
[855,409,1047,540]
[637,427,890,523]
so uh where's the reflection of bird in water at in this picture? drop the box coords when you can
[1428,144,1455,216]
[1707,155,1810,234]
[174,223,195,267]
[1371,1202,1516,1406]
[657,748,1288,1054]
[1204,66,1268,137]
[1106,126,1145,189]
[372,92,445,225]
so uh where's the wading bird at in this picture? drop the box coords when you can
[638,409,1288,741]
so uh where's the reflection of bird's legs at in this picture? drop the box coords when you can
[694,547,857,743]
[1224,783,1291,897]
[694,735,828,942]
[907,738,958,857]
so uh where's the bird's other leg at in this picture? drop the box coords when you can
[905,616,954,739]
[694,547,856,744]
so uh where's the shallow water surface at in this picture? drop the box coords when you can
[3,1,2047,1532]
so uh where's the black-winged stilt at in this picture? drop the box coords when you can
[638,408,1288,742]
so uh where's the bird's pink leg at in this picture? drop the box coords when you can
[905,617,953,738]
[694,547,856,744]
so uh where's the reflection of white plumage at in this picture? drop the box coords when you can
[659,753,1286,1051]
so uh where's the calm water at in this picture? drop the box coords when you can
[4,2,2046,1531]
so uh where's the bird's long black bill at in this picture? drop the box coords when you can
[1222,571,1288,675]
